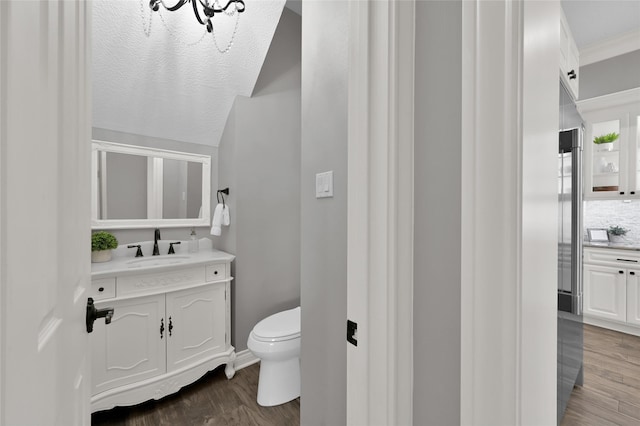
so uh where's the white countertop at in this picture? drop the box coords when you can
[583,241,640,252]
[92,240,234,279]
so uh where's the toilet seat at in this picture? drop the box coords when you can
[252,306,300,342]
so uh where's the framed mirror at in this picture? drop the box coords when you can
[92,140,211,229]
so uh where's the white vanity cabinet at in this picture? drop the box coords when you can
[583,247,640,336]
[92,294,166,396]
[166,283,228,371]
[89,251,235,412]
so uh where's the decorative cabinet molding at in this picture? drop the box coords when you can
[583,247,640,336]
[89,253,235,413]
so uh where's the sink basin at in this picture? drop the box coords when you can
[126,256,190,268]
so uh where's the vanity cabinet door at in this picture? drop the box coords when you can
[92,294,167,395]
[166,283,227,372]
[584,264,627,323]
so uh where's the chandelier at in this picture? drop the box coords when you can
[146,0,246,51]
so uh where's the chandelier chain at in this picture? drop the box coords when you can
[140,0,153,37]
[158,9,209,47]
[211,3,241,54]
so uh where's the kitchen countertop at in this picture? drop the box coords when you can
[583,241,640,251]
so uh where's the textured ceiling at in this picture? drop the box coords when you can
[93,0,286,147]
[562,0,640,49]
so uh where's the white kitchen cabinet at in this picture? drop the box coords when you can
[583,264,627,322]
[627,269,640,326]
[583,247,640,335]
[89,251,235,413]
[577,88,640,200]
[559,10,579,100]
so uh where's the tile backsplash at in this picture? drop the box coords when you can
[584,199,640,244]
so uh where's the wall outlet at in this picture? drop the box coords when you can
[316,171,334,198]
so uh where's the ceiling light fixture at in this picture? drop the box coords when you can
[146,0,245,52]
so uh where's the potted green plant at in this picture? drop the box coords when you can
[593,132,619,152]
[91,231,118,263]
[608,225,628,243]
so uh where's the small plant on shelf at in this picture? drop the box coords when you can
[608,225,629,243]
[593,132,619,145]
[608,225,628,236]
[91,231,118,263]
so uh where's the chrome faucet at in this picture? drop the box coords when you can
[153,228,161,256]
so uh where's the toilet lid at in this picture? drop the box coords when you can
[252,306,300,342]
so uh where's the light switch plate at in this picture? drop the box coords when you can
[315,171,334,198]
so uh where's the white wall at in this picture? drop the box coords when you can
[300,1,348,424]
[216,8,301,352]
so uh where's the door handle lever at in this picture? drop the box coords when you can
[86,297,114,333]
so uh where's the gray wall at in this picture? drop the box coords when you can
[300,2,348,424]
[92,127,217,245]
[216,8,301,352]
[579,49,640,100]
[413,1,462,424]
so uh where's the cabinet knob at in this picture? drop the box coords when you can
[98,287,104,292]
[631,272,636,276]
[214,271,218,275]
[619,270,624,274]
[567,70,577,80]
[631,191,636,195]
[620,192,625,195]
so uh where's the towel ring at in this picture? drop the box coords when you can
[217,188,229,207]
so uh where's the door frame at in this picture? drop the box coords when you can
[346,0,559,424]
[346,1,415,424]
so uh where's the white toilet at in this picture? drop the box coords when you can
[247,306,301,407]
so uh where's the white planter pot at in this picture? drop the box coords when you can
[91,250,112,263]
[609,235,626,243]
[596,142,613,152]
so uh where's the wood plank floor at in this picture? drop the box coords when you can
[561,324,640,426]
[91,363,299,426]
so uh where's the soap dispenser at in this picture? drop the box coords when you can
[189,228,199,253]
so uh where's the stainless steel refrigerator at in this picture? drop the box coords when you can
[557,124,584,424]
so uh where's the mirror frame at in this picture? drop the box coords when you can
[91,140,211,229]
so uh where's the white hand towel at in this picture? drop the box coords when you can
[210,203,224,236]
[222,204,230,226]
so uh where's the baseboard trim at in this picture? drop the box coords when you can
[583,315,640,337]
[234,349,260,371]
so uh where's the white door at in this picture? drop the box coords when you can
[0,1,92,424]
[584,264,627,322]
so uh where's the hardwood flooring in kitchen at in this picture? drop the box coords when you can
[561,324,640,426]
[91,363,299,426]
